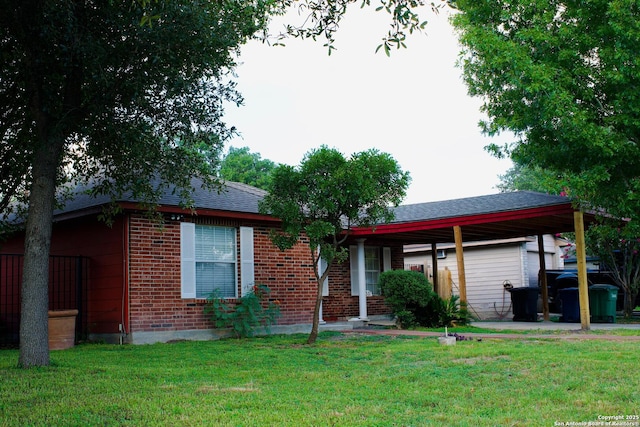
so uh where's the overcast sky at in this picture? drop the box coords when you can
[223,6,514,205]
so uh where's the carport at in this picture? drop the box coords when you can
[349,191,599,330]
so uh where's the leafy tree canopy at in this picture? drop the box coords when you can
[498,160,640,316]
[497,163,569,195]
[261,146,410,253]
[1,0,275,368]
[219,147,277,190]
[2,0,446,367]
[259,145,410,343]
[451,0,640,215]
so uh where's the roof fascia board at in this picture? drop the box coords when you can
[118,202,280,223]
[351,204,576,236]
[53,202,279,224]
[404,236,534,253]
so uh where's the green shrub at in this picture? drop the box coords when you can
[380,270,471,328]
[394,310,418,329]
[204,284,281,338]
[380,270,440,328]
[438,294,471,327]
[380,270,433,309]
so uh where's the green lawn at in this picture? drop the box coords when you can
[1,332,638,426]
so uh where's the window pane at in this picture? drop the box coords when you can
[365,247,381,296]
[196,262,235,298]
[195,226,236,262]
[365,247,380,271]
[194,225,237,298]
[366,271,380,296]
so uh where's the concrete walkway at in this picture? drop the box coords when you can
[473,320,640,331]
[351,319,640,341]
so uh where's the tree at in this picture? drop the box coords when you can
[452,1,640,316]
[219,147,277,190]
[259,146,410,344]
[586,220,640,318]
[1,0,273,367]
[2,0,445,368]
[499,160,640,316]
[451,0,640,214]
[496,163,570,195]
[278,0,451,55]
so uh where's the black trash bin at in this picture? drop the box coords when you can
[558,287,580,323]
[508,287,539,322]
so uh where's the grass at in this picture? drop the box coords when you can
[1,332,639,426]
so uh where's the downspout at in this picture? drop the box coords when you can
[121,213,130,344]
[431,243,438,291]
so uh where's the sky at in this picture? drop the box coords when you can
[223,6,514,205]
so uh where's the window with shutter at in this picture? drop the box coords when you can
[350,246,392,296]
[181,223,243,299]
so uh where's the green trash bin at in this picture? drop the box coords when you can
[589,284,618,323]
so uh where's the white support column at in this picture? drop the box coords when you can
[357,238,368,321]
[319,302,326,324]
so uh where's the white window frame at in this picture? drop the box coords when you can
[350,246,391,296]
[194,224,237,299]
[180,223,255,299]
[364,247,381,296]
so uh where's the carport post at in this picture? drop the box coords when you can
[573,211,591,331]
[431,243,438,291]
[453,226,467,304]
[537,235,550,321]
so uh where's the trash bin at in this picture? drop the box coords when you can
[508,287,539,322]
[589,284,618,323]
[558,287,580,323]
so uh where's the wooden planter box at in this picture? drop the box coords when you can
[48,309,78,350]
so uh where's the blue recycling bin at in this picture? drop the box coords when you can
[558,287,580,323]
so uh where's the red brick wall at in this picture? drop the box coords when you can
[321,245,402,320]
[128,215,203,333]
[4,212,402,337]
[127,216,319,333]
[128,215,403,333]
[253,227,317,325]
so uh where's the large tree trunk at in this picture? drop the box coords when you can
[623,287,637,319]
[18,139,63,368]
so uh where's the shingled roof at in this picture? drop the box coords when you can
[350,191,592,245]
[390,191,570,224]
[54,178,268,221]
[53,180,592,245]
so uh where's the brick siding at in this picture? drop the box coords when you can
[321,246,401,320]
[127,215,318,333]
[128,214,398,334]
